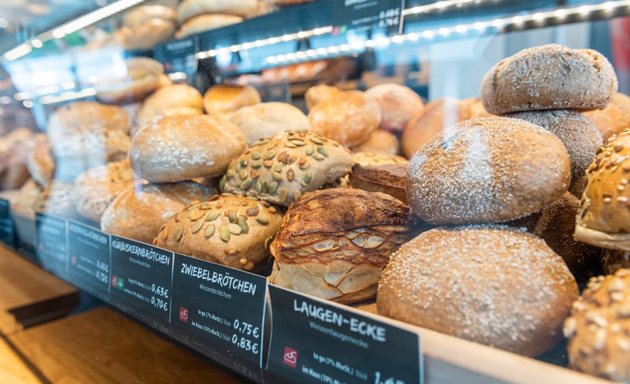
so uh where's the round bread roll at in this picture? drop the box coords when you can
[352,152,407,167]
[365,83,423,133]
[123,5,177,28]
[584,93,630,140]
[72,160,135,223]
[352,129,399,155]
[26,136,54,187]
[378,226,578,356]
[177,0,257,22]
[305,84,341,111]
[203,84,261,116]
[309,92,381,147]
[220,130,353,206]
[509,192,602,281]
[47,101,131,138]
[349,163,407,204]
[270,188,418,304]
[96,57,164,104]
[34,181,79,219]
[176,14,242,38]
[407,117,571,225]
[155,194,283,271]
[228,102,309,145]
[0,129,35,191]
[136,84,204,128]
[564,269,630,381]
[101,181,216,244]
[12,179,42,220]
[401,98,472,159]
[575,129,630,250]
[131,115,246,183]
[117,18,177,51]
[508,110,603,183]
[481,44,618,115]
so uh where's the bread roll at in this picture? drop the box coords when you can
[228,102,309,145]
[564,269,630,381]
[26,136,54,187]
[583,93,630,140]
[177,0,258,21]
[352,152,407,167]
[34,181,79,219]
[220,130,352,206]
[575,129,630,250]
[305,84,341,110]
[378,226,578,356]
[176,14,242,38]
[270,188,418,304]
[72,160,135,222]
[365,83,423,133]
[481,44,618,114]
[401,98,471,159]
[155,195,283,271]
[203,84,261,116]
[509,192,601,281]
[117,18,177,50]
[309,92,381,147]
[47,101,131,138]
[12,179,41,220]
[407,117,571,225]
[96,57,164,104]
[131,115,247,183]
[123,5,177,28]
[508,110,603,184]
[352,129,399,155]
[101,181,216,244]
[136,84,203,128]
[0,128,35,190]
[348,163,407,204]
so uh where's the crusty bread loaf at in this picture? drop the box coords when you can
[228,102,309,145]
[47,101,131,138]
[407,117,571,225]
[177,0,258,22]
[176,14,242,38]
[220,130,352,207]
[564,269,630,381]
[365,83,423,133]
[96,57,164,104]
[583,93,630,140]
[136,84,203,128]
[348,163,407,204]
[304,84,341,110]
[123,5,177,28]
[270,188,418,304]
[155,194,283,271]
[131,115,247,183]
[101,181,216,244]
[352,152,407,167]
[352,129,399,155]
[575,129,630,250]
[309,92,381,147]
[203,84,261,116]
[481,44,618,114]
[378,225,578,356]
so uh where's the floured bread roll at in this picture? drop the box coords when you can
[269,188,418,304]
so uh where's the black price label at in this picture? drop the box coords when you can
[267,286,422,384]
[67,221,111,301]
[0,198,15,248]
[35,213,68,277]
[110,236,173,330]
[155,36,198,76]
[171,254,266,382]
[332,0,404,35]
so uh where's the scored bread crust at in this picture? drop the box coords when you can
[349,163,407,204]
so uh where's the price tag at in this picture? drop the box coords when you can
[332,0,404,35]
[171,254,266,382]
[67,221,111,301]
[0,198,15,248]
[35,213,68,278]
[154,36,198,77]
[266,286,422,384]
[110,236,173,330]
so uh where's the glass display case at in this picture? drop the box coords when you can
[1,0,630,383]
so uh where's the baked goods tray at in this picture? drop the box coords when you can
[0,211,608,384]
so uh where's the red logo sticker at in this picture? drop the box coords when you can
[179,307,189,323]
[283,346,298,368]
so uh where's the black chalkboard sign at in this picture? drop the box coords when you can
[154,36,198,77]
[0,198,15,248]
[110,236,174,332]
[332,0,404,35]
[67,221,111,301]
[171,254,267,382]
[266,286,422,384]
[35,213,69,278]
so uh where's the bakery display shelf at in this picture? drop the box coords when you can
[0,207,611,384]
